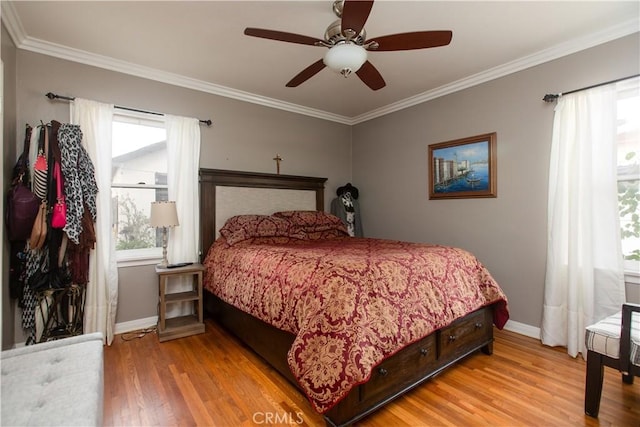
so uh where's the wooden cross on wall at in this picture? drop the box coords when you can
[273,154,283,175]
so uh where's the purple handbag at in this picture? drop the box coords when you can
[6,125,40,241]
[6,175,40,241]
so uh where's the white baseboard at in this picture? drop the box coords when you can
[115,316,158,334]
[503,319,540,340]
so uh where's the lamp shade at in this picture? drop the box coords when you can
[323,43,368,76]
[150,201,179,228]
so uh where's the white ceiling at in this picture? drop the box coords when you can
[3,1,639,124]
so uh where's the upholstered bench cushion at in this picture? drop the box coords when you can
[586,311,640,366]
[1,333,104,426]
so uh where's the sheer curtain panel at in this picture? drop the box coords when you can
[70,98,118,345]
[541,84,626,358]
[164,115,201,315]
[165,114,200,264]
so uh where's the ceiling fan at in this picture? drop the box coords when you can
[244,0,452,90]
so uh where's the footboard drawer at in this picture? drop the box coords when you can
[438,308,492,361]
[360,333,437,404]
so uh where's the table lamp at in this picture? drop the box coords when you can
[150,201,179,268]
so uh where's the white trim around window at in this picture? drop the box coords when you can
[116,247,162,268]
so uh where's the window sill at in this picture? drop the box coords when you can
[117,257,161,268]
[117,248,163,268]
[624,270,640,285]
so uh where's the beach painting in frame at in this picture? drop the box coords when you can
[428,132,497,199]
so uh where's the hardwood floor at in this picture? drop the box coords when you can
[104,318,639,426]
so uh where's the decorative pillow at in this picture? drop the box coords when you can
[273,210,348,233]
[219,215,306,245]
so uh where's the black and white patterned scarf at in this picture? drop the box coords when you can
[57,124,98,244]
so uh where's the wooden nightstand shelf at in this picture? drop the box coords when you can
[156,263,205,342]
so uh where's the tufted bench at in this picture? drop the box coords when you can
[1,332,104,426]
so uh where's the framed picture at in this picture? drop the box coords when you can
[428,132,497,199]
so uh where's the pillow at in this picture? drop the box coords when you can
[273,210,348,233]
[219,215,306,245]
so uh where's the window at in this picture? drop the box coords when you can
[111,113,167,263]
[617,77,640,274]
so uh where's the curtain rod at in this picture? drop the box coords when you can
[542,74,640,102]
[45,92,212,126]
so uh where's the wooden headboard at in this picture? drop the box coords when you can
[199,169,327,259]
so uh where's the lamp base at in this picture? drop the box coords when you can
[158,227,169,268]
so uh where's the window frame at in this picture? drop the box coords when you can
[111,111,168,265]
[616,77,640,280]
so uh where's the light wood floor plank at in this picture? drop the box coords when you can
[104,318,639,426]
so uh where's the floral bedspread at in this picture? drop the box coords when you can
[203,236,509,413]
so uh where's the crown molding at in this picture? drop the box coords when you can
[351,17,639,124]
[17,36,354,125]
[2,0,637,126]
[1,1,26,45]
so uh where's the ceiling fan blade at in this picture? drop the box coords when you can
[356,61,386,91]
[244,28,324,46]
[341,0,374,37]
[286,59,326,87]
[368,31,453,51]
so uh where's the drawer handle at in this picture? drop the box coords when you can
[420,348,429,357]
[378,368,389,377]
[475,322,484,329]
[448,335,457,342]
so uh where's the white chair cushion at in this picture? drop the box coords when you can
[586,310,640,366]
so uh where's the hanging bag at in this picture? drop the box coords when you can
[6,176,40,241]
[30,201,48,250]
[6,125,40,241]
[33,126,49,201]
[51,162,66,229]
[30,125,50,250]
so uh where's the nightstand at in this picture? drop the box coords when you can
[155,263,205,342]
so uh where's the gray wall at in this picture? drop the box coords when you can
[352,34,640,329]
[5,47,352,341]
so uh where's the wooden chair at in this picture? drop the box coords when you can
[584,303,640,417]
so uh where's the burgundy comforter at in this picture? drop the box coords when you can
[203,236,508,413]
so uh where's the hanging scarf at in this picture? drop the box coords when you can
[57,124,98,244]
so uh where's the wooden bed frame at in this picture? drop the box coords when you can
[199,168,497,427]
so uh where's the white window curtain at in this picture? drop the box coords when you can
[541,84,626,358]
[165,114,201,264]
[163,115,201,315]
[70,98,118,345]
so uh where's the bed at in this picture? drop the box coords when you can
[199,169,509,426]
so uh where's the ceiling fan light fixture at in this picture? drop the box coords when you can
[323,43,367,77]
